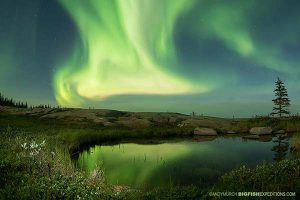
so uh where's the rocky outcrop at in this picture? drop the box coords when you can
[116,118,151,128]
[194,127,218,136]
[249,127,272,135]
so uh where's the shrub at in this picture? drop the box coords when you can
[210,159,300,193]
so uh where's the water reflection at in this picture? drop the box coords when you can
[272,135,289,161]
[74,135,293,187]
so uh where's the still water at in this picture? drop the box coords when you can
[74,135,292,187]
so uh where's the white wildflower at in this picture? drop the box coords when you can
[40,140,46,147]
[21,143,27,149]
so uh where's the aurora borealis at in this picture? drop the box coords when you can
[1,0,300,117]
[55,0,204,106]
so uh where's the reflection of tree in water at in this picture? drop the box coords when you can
[272,136,289,161]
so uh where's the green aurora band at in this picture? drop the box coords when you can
[191,0,300,73]
[55,0,205,107]
[54,0,300,108]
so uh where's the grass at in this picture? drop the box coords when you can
[1,113,300,199]
[0,128,204,199]
[0,114,195,154]
[291,133,300,156]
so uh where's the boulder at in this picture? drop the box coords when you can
[226,130,236,134]
[194,127,217,136]
[249,127,272,135]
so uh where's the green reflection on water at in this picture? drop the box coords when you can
[78,142,195,186]
[76,136,292,187]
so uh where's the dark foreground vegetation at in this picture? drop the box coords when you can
[0,112,300,199]
[0,125,205,199]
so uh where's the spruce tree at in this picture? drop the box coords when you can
[271,77,290,117]
[0,93,3,104]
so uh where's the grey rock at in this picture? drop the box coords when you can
[194,127,218,136]
[226,130,236,134]
[250,127,272,135]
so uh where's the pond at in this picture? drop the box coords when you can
[74,135,294,188]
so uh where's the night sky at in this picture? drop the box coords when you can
[1,0,300,117]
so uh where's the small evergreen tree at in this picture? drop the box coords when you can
[271,77,290,117]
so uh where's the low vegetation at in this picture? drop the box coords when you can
[0,126,207,199]
[1,126,299,199]
[211,159,300,192]
[1,115,300,199]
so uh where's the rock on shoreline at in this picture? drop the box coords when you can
[249,127,272,135]
[194,127,218,136]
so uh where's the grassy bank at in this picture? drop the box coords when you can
[0,114,196,153]
[2,113,300,149]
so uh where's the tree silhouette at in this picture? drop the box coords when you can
[271,77,290,117]
[271,136,289,161]
[0,92,28,108]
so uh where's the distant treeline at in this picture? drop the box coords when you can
[32,104,53,109]
[0,92,28,108]
[0,92,58,109]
